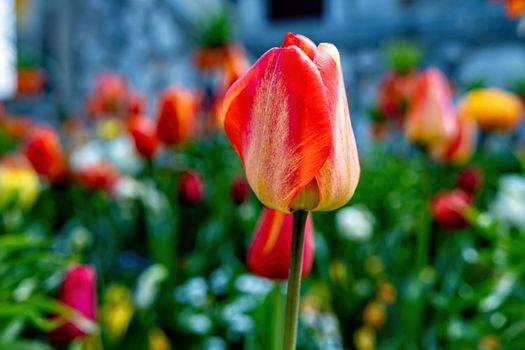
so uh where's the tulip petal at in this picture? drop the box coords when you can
[223,46,332,212]
[312,43,360,211]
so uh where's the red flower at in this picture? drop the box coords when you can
[456,167,484,195]
[376,71,418,120]
[247,207,314,280]
[24,125,66,181]
[86,73,129,118]
[156,88,199,146]
[129,116,159,159]
[431,190,471,230]
[178,171,205,205]
[76,162,120,195]
[49,265,97,344]
[230,175,251,205]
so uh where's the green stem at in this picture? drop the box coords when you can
[283,210,308,350]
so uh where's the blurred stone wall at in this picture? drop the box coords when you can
[21,0,525,122]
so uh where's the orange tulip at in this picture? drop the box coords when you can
[458,88,523,132]
[24,125,67,181]
[222,32,360,213]
[247,207,314,280]
[404,68,457,147]
[129,116,159,159]
[155,88,199,146]
[429,113,478,164]
[497,0,525,18]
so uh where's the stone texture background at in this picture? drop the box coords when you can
[11,0,525,133]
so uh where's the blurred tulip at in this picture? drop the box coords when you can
[404,68,457,147]
[0,156,39,211]
[127,92,146,116]
[247,207,314,280]
[376,281,397,304]
[0,115,32,140]
[24,125,67,181]
[497,0,525,18]
[363,300,386,329]
[95,117,125,140]
[456,167,484,195]
[149,327,171,350]
[459,88,523,132]
[429,113,478,164]
[17,68,45,96]
[354,326,376,350]
[49,265,97,344]
[230,175,250,204]
[101,284,133,341]
[156,88,199,146]
[87,73,128,118]
[223,32,360,212]
[129,117,159,159]
[178,171,205,205]
[76,162,120,195]
[431,190,471,230]
[376,71,418,120]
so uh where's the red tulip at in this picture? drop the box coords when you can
[376,71,418,120]
[222,32,360,213]
[247,207,314,280]
[49,265,97,344]
[129,116,159,159]
[76,162,120,195]
[24,125,66,181]
[86,73,128,118]
[429,113,478,164]
[404,68,457,147]
[178,171,205,205]
[230,175,251,204]
[431,190,471,230]
[456,167,483,195]
[156,88,199,146]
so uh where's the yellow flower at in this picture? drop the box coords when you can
[459,88,524,132]
[149,327,171,350]
[362,300,386,329]
[0,167,39,211]
[354,326,376,350]
[101,284,133,341]
[96,117,124,140]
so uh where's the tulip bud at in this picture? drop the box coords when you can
[458,88,523,132]
[404,68,457,147]
[429,113,478,164]
[0,159,39,211]
[247,207,314,280]
[49,265,97,344]
[376,71,418,120]
[156,88,199,146]
[223,32,360,212]
[178,171,205,205]
[24,125,67,181]
[230,175,250,205]
[87,73,128,118]
[456,167,483,195]
[431,189,471,230]
[75,162,120,195]
[129,116,159,159]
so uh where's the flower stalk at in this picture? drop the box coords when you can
[283,210,308,350]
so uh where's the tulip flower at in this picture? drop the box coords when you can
[429,113,478,164]
[76,161,120,195]
[24,125,67,181]
[223,32,360,213]
[431,190,471,230]
[86,73,128,118]
[247,207,314,280]
[376,71,418,120]
[456,167,483,195]
[156,88,199,146]
[230,175,251,205]
[129,116,159,159]
[404,68,457,147]
[496,0,525,18]
[49,265,97,344]
[458,88,523,132]
[0,155,39,211]
[178,171,205,205]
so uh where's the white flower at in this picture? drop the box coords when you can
[335,205,375,242]
[490,174,525,230]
